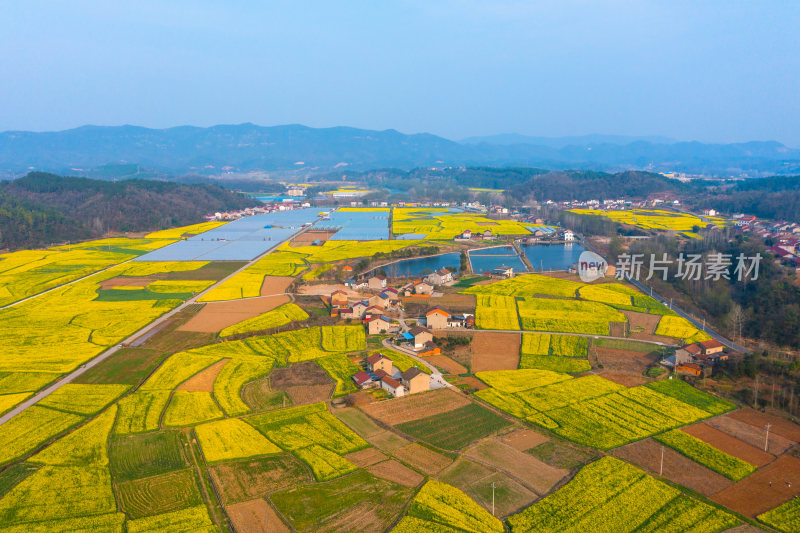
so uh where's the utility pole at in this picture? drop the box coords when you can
[660,445,665,476]
[491,482,496,516]
[765,423,772,452]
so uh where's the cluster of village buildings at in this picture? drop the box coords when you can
[203,203,311,221]
[351,352,431,398]
[662,338,728,377]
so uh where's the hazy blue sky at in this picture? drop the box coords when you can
[1,1,799,145]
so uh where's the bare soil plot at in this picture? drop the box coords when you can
[345,448,388,467]
[683,422,776,467]
[707,415,795,455]
[593,346,656,375]
[209,454,309,504]
[501,429,549,452]
[727,408,800,442]
[226,499,289,533]
[450,376,489,391]
[297,283,360,299]
[597,371,649,387]
[177,359,229,392]
[622,310,661,334]
[613,438,733,496]
[368,430,410,453]
[431,293,476,311]
[712,455,800,517]
[438,457,537,517]
[290,230,338,246]
[179,296,289,333]
[367,460,424,487]
[463,438,568,495]
[424,355,468,375]
[100,276,153,289]
[471,331,521,372]
[360,388,471,425]
[393,443,453,475]
[609,322,626,338]
[271,361,335,405]
[259,276,295,297]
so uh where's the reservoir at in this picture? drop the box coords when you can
[382,253,461,277]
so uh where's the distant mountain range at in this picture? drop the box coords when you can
[1,123,798,178]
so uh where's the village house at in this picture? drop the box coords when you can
[379,374,406,397]
[700,339,724,355]
[426,307,450,329]
[459,229,472,240]
[366,352,393,373]
[563,230,575,241]
[368,275,387,290]
[426,269,453,286]
[330,290,348,308]
[351,371,376,389]
[365,315,392,335]
[340,300,369,320]
[364,305,385,319]
[676,362,708,377]
[482,230,494,240]
[345,278,368,290]
[414,281,434,295]
[377,288,402,310]
[446,314,473,328]
[401,367,430,394]
[407,326,434,349]
[661,348,693,368]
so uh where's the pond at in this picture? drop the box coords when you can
[468,246,528,273]
[522,243,586,271]
[382,253,461,277]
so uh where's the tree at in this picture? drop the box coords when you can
[728,303,746,342]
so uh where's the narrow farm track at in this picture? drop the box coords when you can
[0,255,141,310]
[0,223,317,427]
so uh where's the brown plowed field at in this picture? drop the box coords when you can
[289,230,338,246]
[598,371,649,387]
[259,276,295,296]
[683,422,775,467]
[345,448,388,467]
[271,362,334,404]
[179,296,289,333]
[707,415,795,455]
[622,310,660,334]
[177,359,229,392]
[423,355,468,375]
[100,276,153,289]
[463,438,568,495]
[471,332,520,372]
[393,443,453,475]
[360,388,470,425]
[501,429,549,451]
[367,460,424,487]
[612,438,733,496]
[593,346,656,375]
[227,499,289,533]
[727,408,800,442]
[712,455,800,517]
[430,293,476,311]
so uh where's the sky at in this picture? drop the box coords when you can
[1,1,799,146]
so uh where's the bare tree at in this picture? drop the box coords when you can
[728,303,746,342]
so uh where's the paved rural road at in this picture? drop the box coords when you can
[623,274,749,353]
[0,221,318,426]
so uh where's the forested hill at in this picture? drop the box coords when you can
[508,170,700,202]
[0,172,259,251]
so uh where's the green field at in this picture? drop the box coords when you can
[108,430,188,482]
[396,403,511,450]
[208,454,308,504]
[115,469,202,519]
[271,469,413,532]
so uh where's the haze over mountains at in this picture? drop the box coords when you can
[1,123,798,179]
